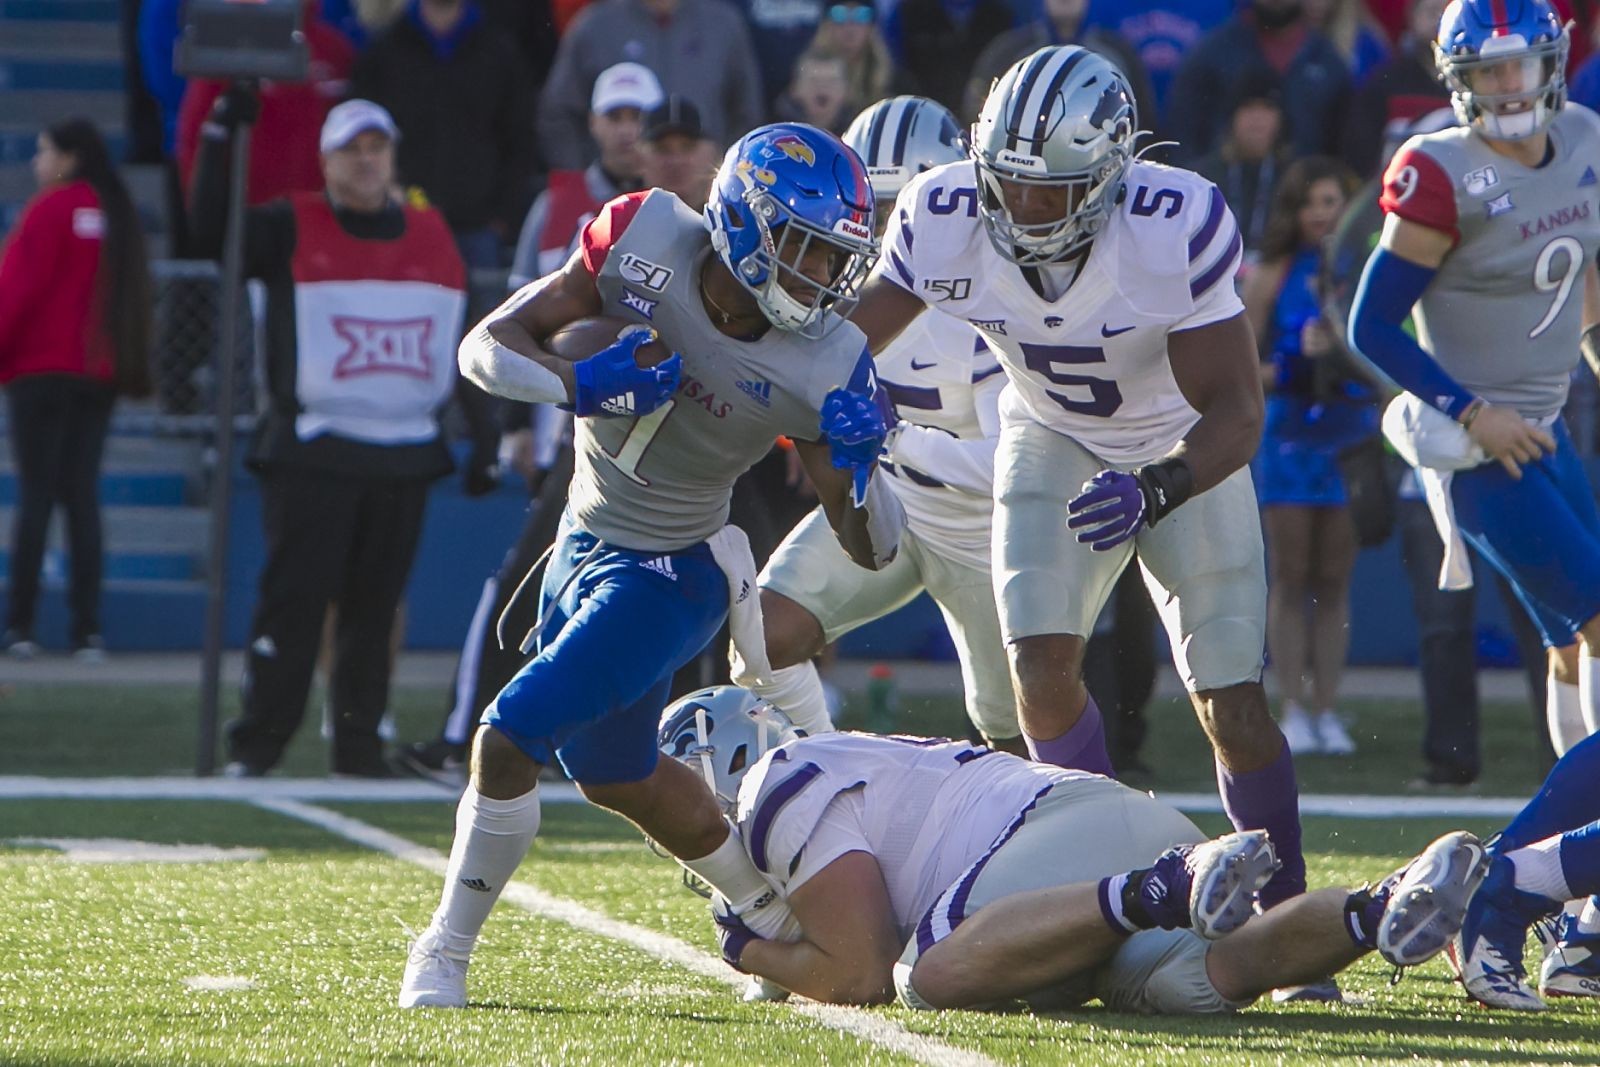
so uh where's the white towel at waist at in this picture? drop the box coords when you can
[706,524,773,688]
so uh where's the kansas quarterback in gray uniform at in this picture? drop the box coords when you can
[848,45,1312,916]
[402,124,905,1012]
[658,687,1491,1015]
[755,96,1023,749]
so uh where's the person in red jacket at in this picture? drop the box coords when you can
[0,118,152,659]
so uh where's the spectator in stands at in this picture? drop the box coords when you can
[810,1,914,116]
[1568,17,1600,110]
[174,1,354,211]
[1241,156,1373,758]
[510,63,659,291]
[135,0,186,158]
[963,0,1156,126]
[639,96,721,211]
[190,94,497,778]
[350,0,538,271]
[1305,0,1392,86]
[1339,0,1450,178]
[772,50,856,135]
[0,119,152,660]
[538,0,766,171]
[1080,0,1234,126]
[1168,0,1352,164]
[884,0,1015,112]
[736,0,825,109]
[1194,70,1290,266]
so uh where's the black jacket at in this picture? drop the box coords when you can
[350,10,537,234]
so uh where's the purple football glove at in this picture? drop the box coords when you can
[1067,469,1147,552]
[820,387,888,506]
[571,329,682,418]
[711,895,762,973]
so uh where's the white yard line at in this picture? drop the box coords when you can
[254,797,999,1067]
[0,776,1534,819]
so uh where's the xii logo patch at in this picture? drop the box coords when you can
[620,288,658,319]
[332,316,434,379]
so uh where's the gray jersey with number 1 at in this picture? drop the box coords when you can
[573,189,872,552]
[1380,105,1600,419]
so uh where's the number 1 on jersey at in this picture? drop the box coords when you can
[603,399,676,485]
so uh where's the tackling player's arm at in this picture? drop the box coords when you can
[1348,145,1554,477]
[1581,259,1600,380]
[736,850,902,1005]
[849,199,932,353]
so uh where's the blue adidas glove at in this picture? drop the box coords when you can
[820,386,888,506]
[1067,469,1147,552]
[571,329,682,418]
[711,895,762,973]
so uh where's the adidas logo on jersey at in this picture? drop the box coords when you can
[1582,166,1597,188]
[736,378,773,407]
[639,556,678,581]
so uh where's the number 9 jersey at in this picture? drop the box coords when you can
[1380,104,1600,420]
[877,159,1245,466]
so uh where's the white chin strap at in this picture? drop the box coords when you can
[1481,106,1543,140]
[694,706,718,797]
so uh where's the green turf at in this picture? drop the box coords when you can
[0,680,1557,797]
[6,796,1595,1066]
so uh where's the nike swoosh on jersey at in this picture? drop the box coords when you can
[1101,323,1135,337]
[909,357,936,370]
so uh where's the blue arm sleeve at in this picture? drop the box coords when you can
[1347,246,1475,418]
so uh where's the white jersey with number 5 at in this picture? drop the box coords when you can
[878,159,1245,466]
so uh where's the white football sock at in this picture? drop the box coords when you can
[1580,655,1600,736]
[1507,836,1572,904]
[1577,896,1600,936]
[430,784,541,958]
[1547,676,1586,756]
[750,662,835,735]
[679,821,794,938]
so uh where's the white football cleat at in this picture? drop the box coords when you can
[1315,710,1357,756]
[1375,830,1490,967]
[400,925,469,1009]
[1538,914,1600,999]
[1447,856,1555,1011]
[1280,702,1322,756]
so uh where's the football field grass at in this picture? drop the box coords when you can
[3,678,1599,1064]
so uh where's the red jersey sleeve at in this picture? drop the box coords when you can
[579,191,650,278]
[1379,144,1460,243]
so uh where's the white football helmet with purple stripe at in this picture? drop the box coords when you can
[658,686,802,814]
[971,45,1138,265]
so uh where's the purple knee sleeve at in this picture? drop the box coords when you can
[1025,695,1115,776]
[1217,740,1306,908]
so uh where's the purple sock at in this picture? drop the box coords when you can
[1025,695,1114,776]
[1216,739,1306,908]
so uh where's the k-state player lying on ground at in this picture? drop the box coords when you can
[659,687,1490,1014]
[751,96,1023,752]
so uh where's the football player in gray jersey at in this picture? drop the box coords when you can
[1348,0,1600,1008]
[401,123,906,1010]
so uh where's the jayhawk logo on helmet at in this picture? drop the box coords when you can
[770,134,818,166]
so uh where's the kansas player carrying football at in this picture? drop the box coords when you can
[751,96,1025,751]
[848,45,1311,917]
[1347,0,1600,1008]
[658,687,1489,1014]
[399,123,905,1009]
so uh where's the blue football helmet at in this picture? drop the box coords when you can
[705,123,877,338]
[658,686,801,815]
[1435,0,1568,141]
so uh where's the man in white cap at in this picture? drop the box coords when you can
[190,91,496,779]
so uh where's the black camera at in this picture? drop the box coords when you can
[176,0,309,82]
